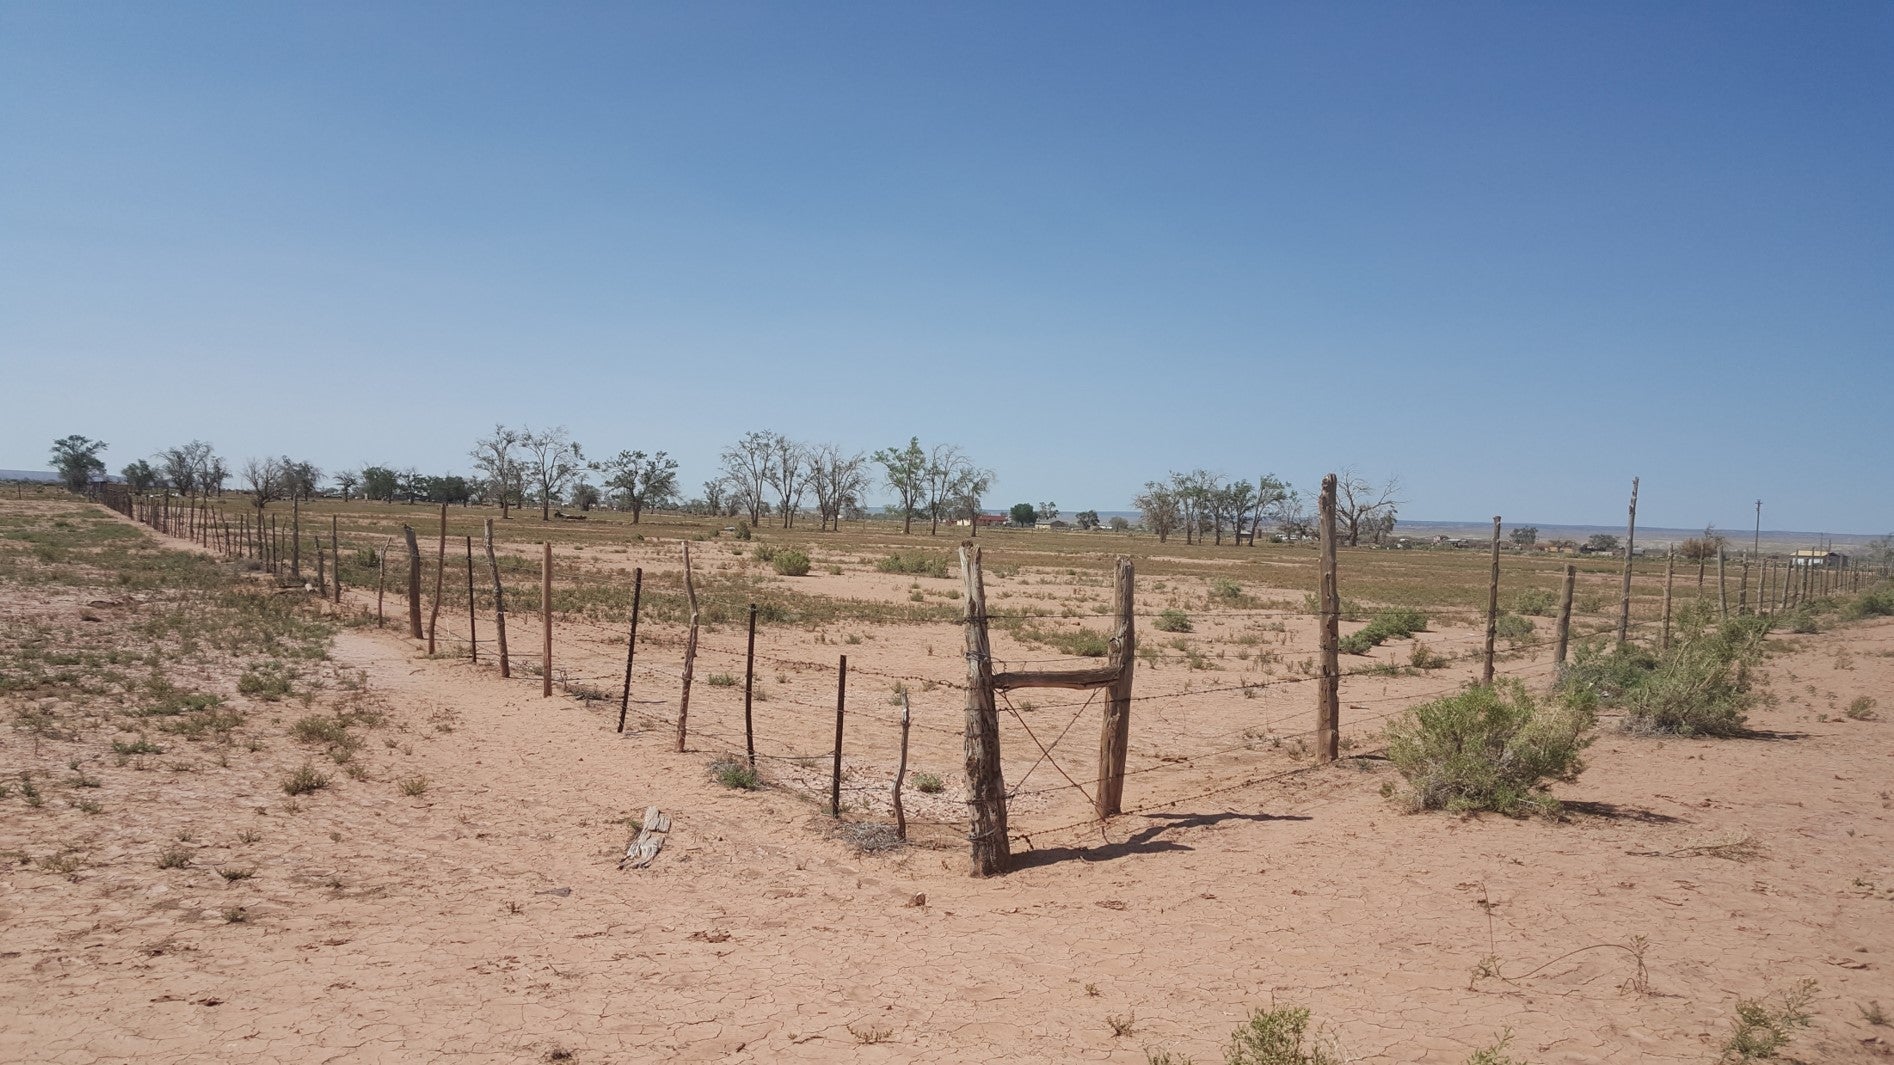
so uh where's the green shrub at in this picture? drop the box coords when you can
[1560,643,1660,705]
[1513,588,1557,617]
[876,552,952,579]
[771,550,811,577]
[1154,609,1193,633]
[711,759,761,790]
[751,544,776,562]
[1210,578,1243,601]
[911,771,944,794]
[1846,696,1878,721]
[1339,608,1428,655]
[1723,979,1817,1061]
[237,661,295,701]
[1841,588,1894,620]
[706,672,738,687]
[282,764,330,796]
[733,522,752,541]
[1494,612,1535,645]
[1224,1005,1341,1065]
[1620,642,1753,736]
[1385,681,1591,816]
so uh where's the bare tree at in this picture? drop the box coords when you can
[242,456,284,511]
[595,450,680,523]
[949,463,994,535]
[763,435,808,528]
[158,440,217,499]
[720,430,779,527]
[334,469,360,501]
[518,426,584,521]
[1336,467,1403,547]
[470,425,526,519]
[923,444,984,536]
[807,445,868,532]
[1247,474,1289,545]
[282,459,322,502]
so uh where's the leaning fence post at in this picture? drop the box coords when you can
[428,503,448,655]
[1482,515,1501,685]
[1661,546,1676,651]
[484,519,510,678]
[1316,475,1341,763]
[830,655,847,817]
[893,692,912,842]
[1554,563,1576,668]
[616,567,643,734]
[403,524,423,639]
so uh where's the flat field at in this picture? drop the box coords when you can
[2,496,1889,1063]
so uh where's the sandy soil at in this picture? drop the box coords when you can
[3,508,1891,1063]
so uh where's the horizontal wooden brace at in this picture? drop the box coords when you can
[991,665,1123,691]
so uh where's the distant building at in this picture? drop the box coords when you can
[1789,549,1846,567]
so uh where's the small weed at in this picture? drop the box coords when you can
[705,673,738,687]
[111,738,164,755]
[912,771,944,794]
[1463,1031,1526,1065]
[1106,1012,1137,1037]
[710,759,761,790]
[1722,979,1817,1060]
[847,1022,893,1045]
[399,776,430,796]
[1154,609,1193,633]
[157,845,193,870]
[237,828,262,844]
[70,797,103,814]
[237,661,295,701]
[1224,1004,1341,1064]
[1859,1000,1887,1026]
[1845,696,1878,721]
[222,906,248,923]
[282,764,330,796]
[218,866,256,882]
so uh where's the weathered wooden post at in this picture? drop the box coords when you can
[541,541,553,698]
[376,545,386,627]
[484,519,510,678]
[616,567,642,734]
[744,603,758,768]
[1554,563,1577,668]
[464,536,477,663]
[676,541,700,752]
[1097,556,1135,817]
[1717,545,1728,621]
[893,692,912,842]
[428,504,448,655]
[960,543,1008,876]
[1738,555,1751,615]
[1661,546,1676,651]
[1483,515,1502,684]
[830,655,847,817]
[402,524,423,639]
[1617,476,1639,643]
[332,516,343,605]
[315,536,327,596]
[1316,475,1340,762]
[291,495,302,579]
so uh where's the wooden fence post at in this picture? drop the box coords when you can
[616,567,642,734]
[541,541,553,697]
[1483,515,1502,685]
[484,519,509,678]
[1097,556,1135,817]
[1554,563,1576,668]
[1739,555,1750,615]
[1316,475,1341,762]
[893,692,912,842]
[291,495,301,578]
[428,504,448,655]
[1717,546,1728,621]
[315,535,327,596]
[676,540,699,751]
[960,543,1008,876]
[1661,546,1676,651]
[744,603,759,768]
[1617,476,1639,643]
[332,516,343,605]
[830,655,847,817]
[403,524,423,639]
[464,536,477,663]
[376,545,386,626]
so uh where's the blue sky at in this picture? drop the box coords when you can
[4,3,1889,533]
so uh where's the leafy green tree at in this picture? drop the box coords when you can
[1133,483,1180,542]
[360,466,399,503]
[595,449,680,523]
[470,425,525,518]
[157,440,215,498]
[1075,510,1101,530]
[872,437,929,534]
[720,430,780,527]
[120,460,158,494]
[520,426,584,521]
[1108,516,1130,532]
[568,481,600,511]
[333,469,360,501]
[1510,526,1539,547]
[282,459,322,502]
[1009,502,1037,526]
[1586,533,1620,553]
[50,435,107,490]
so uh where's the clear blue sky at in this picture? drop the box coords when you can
[4,3,1889,533]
